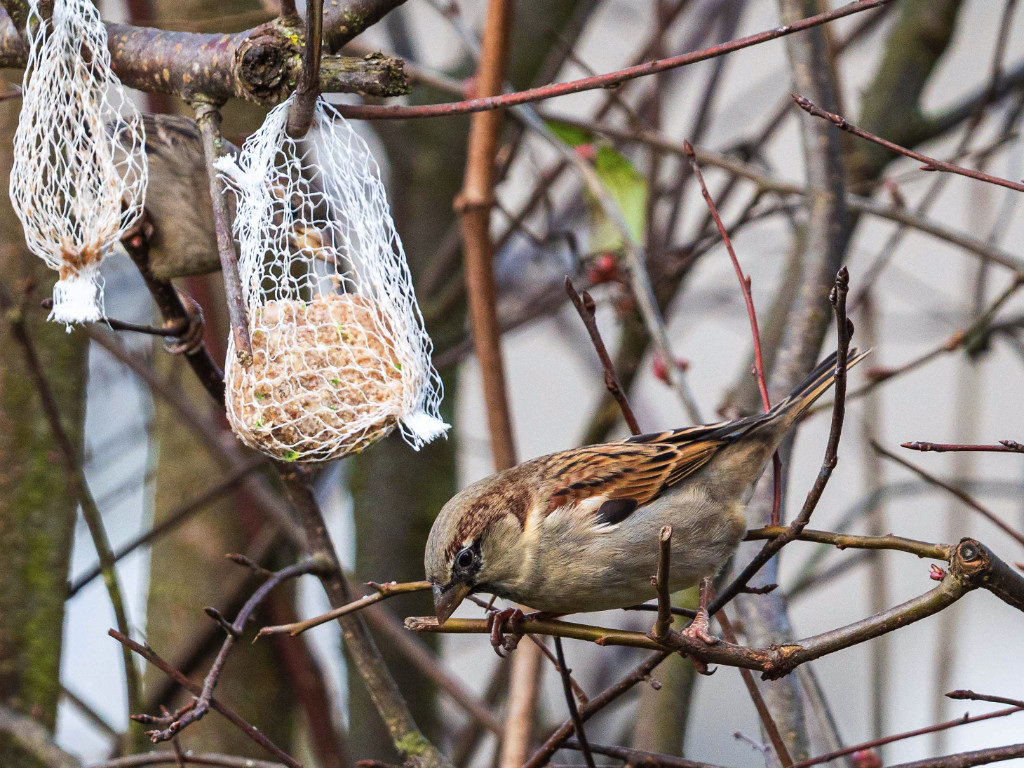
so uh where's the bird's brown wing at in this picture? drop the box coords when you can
[541,426,731,521]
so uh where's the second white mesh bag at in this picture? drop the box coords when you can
[9,0,147,324]
[216,96,448,463]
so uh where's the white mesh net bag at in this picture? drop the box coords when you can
[215,95,448,463]
[9,0,147,325]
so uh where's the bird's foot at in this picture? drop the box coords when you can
[681,608,719,646]
[487,607,526,657]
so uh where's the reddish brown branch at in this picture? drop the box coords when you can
[564,278,641,436]
[683,139,781,523]
[109,630,301,768]
[902,441,1024,454]
[886,742,1024,768]
[336,0,896,120]
[719,610,794,767]
[790,706,1024,768]
[873,441,1024,548]
[135,558,328,743]
[948,690,1024,708]
[711,268,853,612]
[793,94,1024,193]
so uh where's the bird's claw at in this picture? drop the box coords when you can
[487,607,525,657]
[681,610,719,646]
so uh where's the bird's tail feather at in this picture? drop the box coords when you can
[772,347,870,423]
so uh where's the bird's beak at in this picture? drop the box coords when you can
[433,582,471,625]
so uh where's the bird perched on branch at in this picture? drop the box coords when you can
[425,349,866,651]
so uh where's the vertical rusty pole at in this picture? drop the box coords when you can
[455,1,543,763]
[456,0,517,472]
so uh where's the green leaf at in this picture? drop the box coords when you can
[591,145,648,248]
[546,120,594,147]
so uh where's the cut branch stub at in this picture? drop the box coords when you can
[234,22,294,103]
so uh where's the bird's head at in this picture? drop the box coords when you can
[424,471,531,624]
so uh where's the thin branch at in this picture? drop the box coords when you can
[119,225,226,404]
[564,278,641,435]
[902,441,1024,454]
[718,610,793,768]
[684,139,781,523]
[69,457,266,596]
[885,743,1024,768]
[257,580,431,637]
[193,102,252,367]
[88,754,286,768]
[276,470,450,767]
[793,94,1024,193]
[790,706,1024,768]
[652,525,674,642]
[744,526,952,561]
[336,0,897,120]
[684,141,770,412]
[524,652,671,768]
[286,0,323,137]
[553,638,595,768]
[948,690,1024,708]
[136,558,328,743]
[711,267,853,613]
[0,281,142,730]
[872,441,1024,548]
[563,740,726,768]
[109,630,300,768]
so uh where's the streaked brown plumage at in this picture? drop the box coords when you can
[425,349,866,629]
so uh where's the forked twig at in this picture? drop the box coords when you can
[564,277,641,435]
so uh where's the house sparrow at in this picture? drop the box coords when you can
[425,348,866,646]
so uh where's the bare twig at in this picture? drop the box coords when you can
[902,441,1024,454]
[745,527,951,561]
[564,278,641,435]
[793,94,1024,193]
[109,630,300,768]
[88,754,286,768]
[137,558,328,743]
[711,267,853,613]
[683,139,781,523]
[718,610,793,768]
[552,638,595,768]
[948,690,1024,708]
[883,743,1024,768]
[286,0,323,137]
[563,740,725,768]
[652,526,674,642]
[0,282,142,731]
[337,1,897,119]
[872,442,1024,548]
[257,580,431,637]
[790,705,1024,768]
[192,102,252,367]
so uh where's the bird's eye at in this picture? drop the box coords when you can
[455,547,475,570]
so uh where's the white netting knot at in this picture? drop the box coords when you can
[218,95,447,463]
[9,0,147,324]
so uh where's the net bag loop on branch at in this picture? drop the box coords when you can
[215,95,448,463]
[9,0,147,325]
